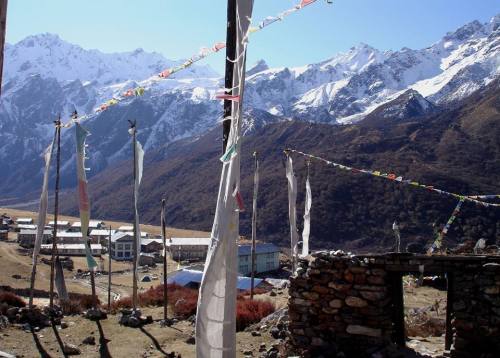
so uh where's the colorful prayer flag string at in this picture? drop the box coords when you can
[58,0,331,128]
[428,198,465,253]
[286,148,500,208]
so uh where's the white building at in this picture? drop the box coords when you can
[55,231,83,244]
[69,220,105,232]
[16,224,37,231]
[18,229,52,247]
[110,232,134,260]
[237,243,280,275]
[40,243,102,256]
[47,220,71,231]
[90,229,116,245]
[16,218,33,225]
[117,225,133,232]
[167,237,211,261]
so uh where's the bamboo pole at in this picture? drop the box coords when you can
[161,199,168,321]
[250,152,259,299]
[49,117,61,310]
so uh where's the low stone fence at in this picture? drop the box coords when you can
[287,251,500,357]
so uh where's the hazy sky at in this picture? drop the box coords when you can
[6,0,500,74]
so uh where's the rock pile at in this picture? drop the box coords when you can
[119,308,152,327]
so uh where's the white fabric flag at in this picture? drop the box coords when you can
[195,1,253,357]
[301,176,311,257]
[32,137,55,264]
[286,155,299,270]
[134,140,144,273]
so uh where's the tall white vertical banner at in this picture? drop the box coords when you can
[286,155,299,270]
[32,138,55,264]
[195,0,254,356]
[302,176,311,257]
[134,140,144,273]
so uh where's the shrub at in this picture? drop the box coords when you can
[236,298,275,331]
[109,284,275,331]
[0,291,26,309]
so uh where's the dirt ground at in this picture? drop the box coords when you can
[403,277,447,358]
[0,306,279,358]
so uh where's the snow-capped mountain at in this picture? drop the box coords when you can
[3,33,218,85]
[0,15,499,198]
[245,14,499,123]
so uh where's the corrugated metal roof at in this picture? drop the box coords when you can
[48,220,70,225]
[118,225,133,231]
[41,244,102,249]
[168,237,211,246]
[238,243,280,256]
[90,229,116,236]
[72,221,103,228]
[141,238,163,245]
[167,269,263,291]
[110,232,134,242]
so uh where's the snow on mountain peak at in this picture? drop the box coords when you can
[247,59,270,76]
[4,33,218,85]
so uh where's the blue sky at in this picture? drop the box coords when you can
[6,0,500,74]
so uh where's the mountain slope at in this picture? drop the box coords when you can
[1,15,499,201]
[59,79,500,252]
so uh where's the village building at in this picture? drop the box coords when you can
[139,252,155,266]
[167,268,265,291]
[15,223,37,232]
[90,229,116,245]
[110,232,134,260]
[47,220,71,231]
[16,217,33,225]
[40,243,102,256]
[237,243,280,275]
[141,238,163,253]
[18,229,52,247]
[123,231,149,238]
[0,230,8,240]
[55,231,83,244]
[167,237,211,261]
[69,220,105,232]
[117,225,133,232]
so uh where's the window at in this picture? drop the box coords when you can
[118,252,123,258]
[124,251,130,257]
[116,243,123,250]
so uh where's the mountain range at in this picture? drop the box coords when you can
[1,15,499,251]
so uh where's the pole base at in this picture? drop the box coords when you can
[118,308,152,328]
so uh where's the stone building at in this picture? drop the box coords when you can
[288,251,500,357]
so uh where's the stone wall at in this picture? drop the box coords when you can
[288,251,396,357]
[288,251,500,358]
[450,262,500,357]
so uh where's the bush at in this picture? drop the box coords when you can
[0,291,26,308]
[59,293,101,315]
[236,298,275,331]
[109,284,276,330]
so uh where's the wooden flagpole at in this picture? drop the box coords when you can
[107,225,112,311]
[49,116,61,311]
[0,0,7,96]
[130,120,139,311]
[88,230,97,309]
[161,199,168,322]
[222,0,237,153]
[250,152,258,299]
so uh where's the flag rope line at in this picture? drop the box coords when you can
[56,0,330,129]
[285,148,500,208]
[429,198,465,253]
